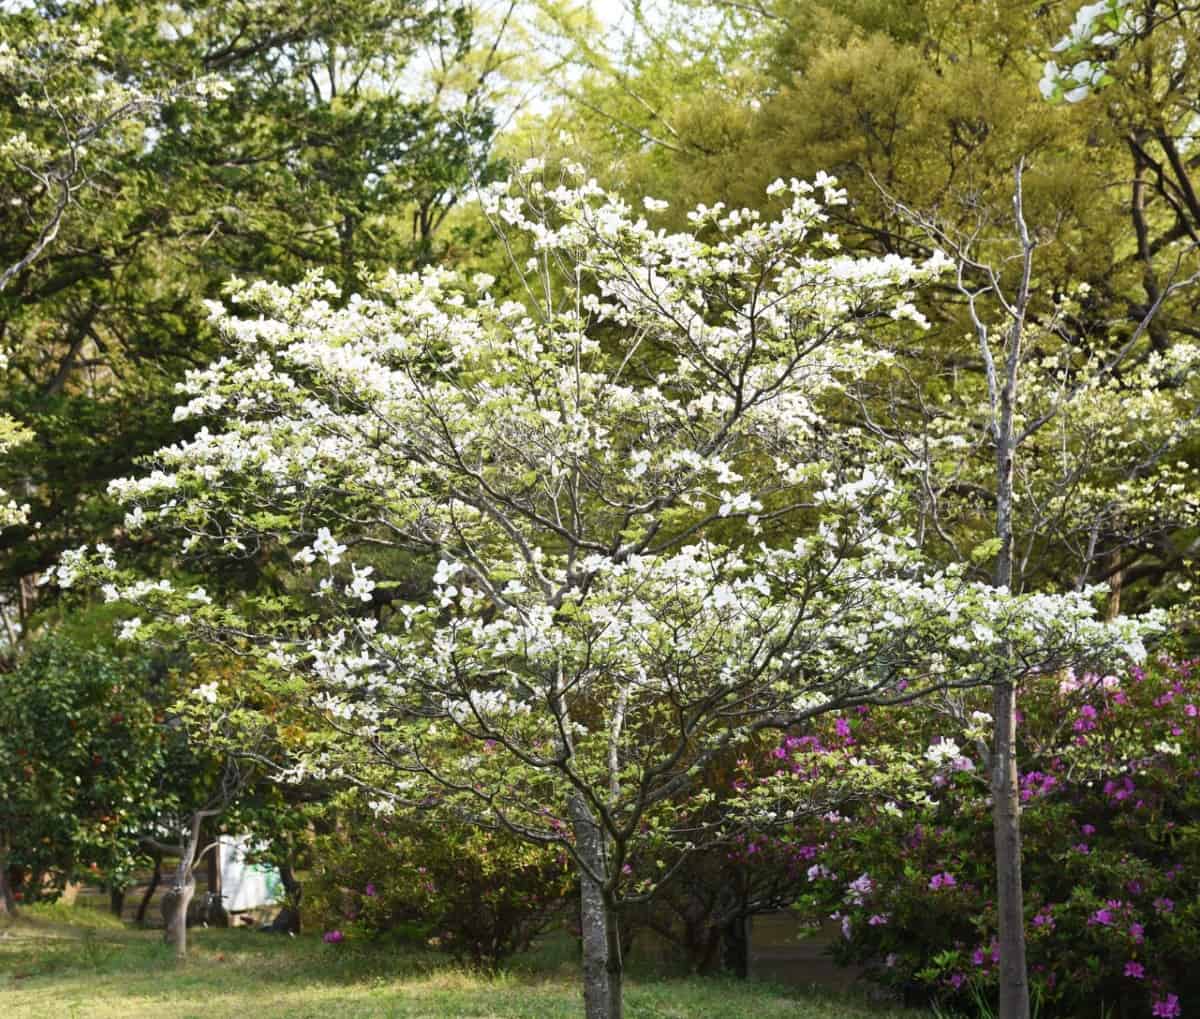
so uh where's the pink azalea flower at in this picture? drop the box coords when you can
[1152,993,1181,1018]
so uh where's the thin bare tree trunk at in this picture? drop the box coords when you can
[1106,550,1124,621]
[992,422,1030,1019]
[991,677,1029,1019]
[989,453,1032,1012]
[109,884,126,918]
[136,852,162,926]
[983,161,1033,1019]
[204,829,228,927]
[0,834,16,916]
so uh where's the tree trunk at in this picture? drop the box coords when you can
[163,809,212,958]
[273,860,303,933]
[0,836,16,917]
[109,885,125,918]
[136,853,162,926]
[204,833,228,927]
[163,863,195,958]
[1106,550,1124,621]
[989,169,1033,1019]
[604,898,624,1019]
[721,915,749,979]
[991,676,1029,1019]
[570,794,621,1019]
[992,421,1030,1014]
[206,835,221,903]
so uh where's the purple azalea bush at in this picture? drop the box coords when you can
[744,657,1200,1016]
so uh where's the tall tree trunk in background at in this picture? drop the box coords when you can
[136,852,162,926]
[987,163,1033,1019]
[722,915,749,978]
[204,829,228,927]
[992,416,1030,1019]
[570,794,621,1019]
[1106,550,1124,621]
[109,884,126,918]
[0,834,16,916]
[991,676,1029,1019]
[276,861,303,933]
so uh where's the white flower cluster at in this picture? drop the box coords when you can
[1039,0,1151,102]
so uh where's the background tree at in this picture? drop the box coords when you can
[0,0,509,647]
[521,0,1200,607]
[0,637,164,916]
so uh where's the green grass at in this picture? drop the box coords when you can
[0,903,925,1019]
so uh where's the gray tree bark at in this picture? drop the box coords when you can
[160,808,216,958]
[987,164,1032,1019]
[162,864,195,958]
[991,675,1029,1019]
[569,794,622,1019]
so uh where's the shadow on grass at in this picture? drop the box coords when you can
[1,904,923,1019]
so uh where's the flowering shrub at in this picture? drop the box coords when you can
[306,793,573,967]
[746,657,1200,1015]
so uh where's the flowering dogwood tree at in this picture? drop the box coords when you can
[53,164,1159,1019]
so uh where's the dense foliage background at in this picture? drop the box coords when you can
[2,2,1198,1017]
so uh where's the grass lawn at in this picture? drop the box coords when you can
[0,902,926,1019]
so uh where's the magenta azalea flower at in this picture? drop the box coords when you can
[1152,994,1181,1018]
[1124,961,1145,980]
[323,930,344,944]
